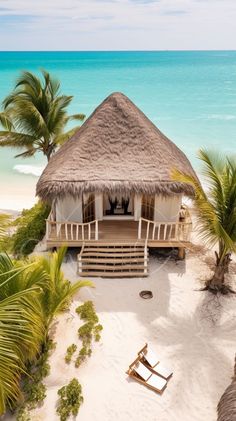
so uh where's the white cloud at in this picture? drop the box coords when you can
[0,0,236,49]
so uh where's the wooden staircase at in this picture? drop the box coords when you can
[77,242,148,277]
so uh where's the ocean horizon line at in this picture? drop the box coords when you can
[0,49,236,53]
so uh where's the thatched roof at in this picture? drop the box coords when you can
[36,92,197,201]
[217,356,236,421]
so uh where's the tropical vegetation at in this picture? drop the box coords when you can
[75,301,103,367]
[11,201,50,257]
[65,301,102,368]
[0,247,93,416]
[57,378,84,421]
[65,344,77,364]
[0,213,11,251]
[217,356,236,421]
[173,149,236,293]
[0,70,85,161]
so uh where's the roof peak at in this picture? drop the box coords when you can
[36,92,197,201]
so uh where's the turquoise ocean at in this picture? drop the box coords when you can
[0,51,236,209]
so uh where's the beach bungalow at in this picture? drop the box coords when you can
[36,92,196,277]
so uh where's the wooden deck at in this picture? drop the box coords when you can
[46,219,191,249]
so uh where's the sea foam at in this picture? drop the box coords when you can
[14,165,45,177]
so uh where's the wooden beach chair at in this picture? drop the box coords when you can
[126,356,167,394]
[138,343,173,380]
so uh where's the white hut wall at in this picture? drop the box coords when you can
[134,194,142,221]
[95,193,103,220]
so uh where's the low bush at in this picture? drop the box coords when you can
[65,344,77,364]
[16,339,55,421]
[75,301,103,367]
[57,378,83,421]
[11,201,50,256]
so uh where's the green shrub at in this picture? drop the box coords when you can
[22,383,47,410]
[57,379,83,421]
[65,344,77,364]
[0,213,12,252]
[75,301,103,367]
[16,338,55,420]
[16,408,31,421]
[12,201,50,256]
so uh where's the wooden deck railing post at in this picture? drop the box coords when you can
[95,220,98,240]
[46,220,49,240]
[138,219,142,239]
[88,224,91,240]
[65,223,68,240]
[144,240,148,275]
[146,221,150,240]
[82,225,84,240]
[76,224,79,241]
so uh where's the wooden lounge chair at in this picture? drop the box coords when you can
[138,343,173,380]
[127,355,167,394]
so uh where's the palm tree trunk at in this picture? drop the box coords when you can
[217,356,236,420]
[206,252,232,293]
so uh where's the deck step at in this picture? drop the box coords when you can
[78,242,148,278]
[81,251,147,257]
[80,257,147,264]
[80,264,147,271]
[78,271,149,278]
[80,241,145,251]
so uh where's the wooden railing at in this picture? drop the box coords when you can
[46,218,99,241]
[138,218,192,242]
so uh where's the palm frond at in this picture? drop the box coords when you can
[55,126,81,145]
[0,112,13,130]
[66,113,86,122]
[0,215,10,240]
[0,287,44,414]
[173,149,236,258]
[0,131,35,148]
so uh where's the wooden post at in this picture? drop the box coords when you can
[138,219,142,240]
[95,220,98,240]
[46,220,49,240]
[78,256,82,275]
[178,247,186,260]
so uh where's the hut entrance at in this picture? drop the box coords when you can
[103,193,134,217]
[83,193,95,223]
[141,195,155,220]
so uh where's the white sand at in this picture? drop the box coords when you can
[0,182,37,211]
[22,248,236,421]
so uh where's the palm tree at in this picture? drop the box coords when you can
[0,248,93,414]
[0,258,45,414]
[34,246,93,330]
[0,70,85,161]
[217,356,236,420]
[173,149,236,294]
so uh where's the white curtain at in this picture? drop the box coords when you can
[55,195,83,222]
[154,194,182,222]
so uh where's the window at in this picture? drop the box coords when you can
[83,194,95,223]
[141,195,155,220]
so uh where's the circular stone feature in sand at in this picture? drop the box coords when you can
[139,290,153,299]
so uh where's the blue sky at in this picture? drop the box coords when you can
[0,0,235,50]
